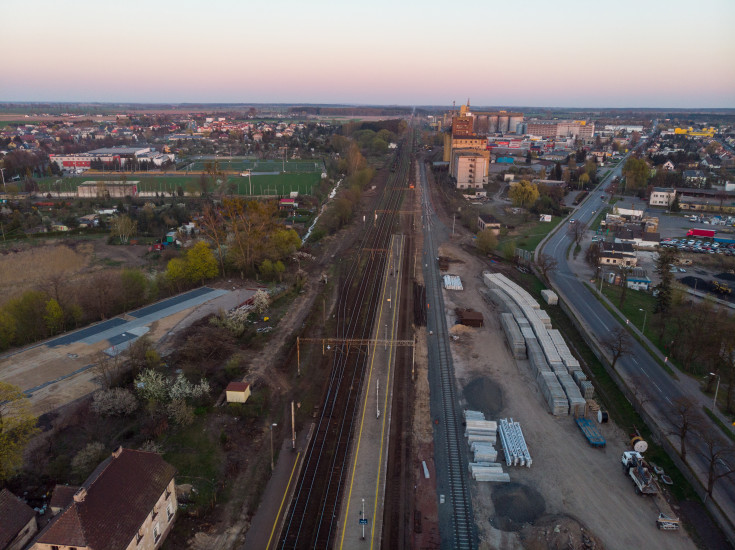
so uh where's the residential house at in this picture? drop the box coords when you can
[477,214,501,234]
[30,447,177,550]
[0,489,37,550]
[599,242,637,267]
[662,160,675,171]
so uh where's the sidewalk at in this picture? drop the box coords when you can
[241,426,312,550]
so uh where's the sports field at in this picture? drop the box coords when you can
[186,158,324,173]
[35,172,321,197]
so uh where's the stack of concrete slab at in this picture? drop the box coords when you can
[557,372,587,416]
[464,410,485,421]
[443,275,463,290]
[536,308,552,329]
[572,370,587,385]
[580,380,595,399]
[466,421,497,441]
[471,442,498,462]
[500,313,526,359]
[483,271,593,417]
[526,338,552,377]
[541,289,558,305]
[498,418,532,467]
[537,371,569,415]
[470,463,510,482]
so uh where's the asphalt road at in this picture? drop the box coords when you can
[539,144,735,533]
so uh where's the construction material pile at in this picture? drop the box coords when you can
[500,313,526,359]
[498,418,532,467]
[483,271,594,415]
[464,410,509,482]
[443,275,463,290]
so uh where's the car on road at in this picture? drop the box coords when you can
[570,219,576,224]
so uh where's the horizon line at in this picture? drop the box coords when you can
[1,101,735,112]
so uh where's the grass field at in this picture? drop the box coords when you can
[187,158,324,173]
[35,172,321,196]
[497,216,563,252]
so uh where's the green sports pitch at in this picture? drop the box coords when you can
[186,158,324,173]
[35,172,322,197]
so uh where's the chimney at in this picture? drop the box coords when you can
[112,446,123,458]
[73,488,87,503]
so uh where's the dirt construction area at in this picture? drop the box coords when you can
[437,236,696,550]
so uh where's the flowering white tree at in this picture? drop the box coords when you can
[91,388,138,416]
[134,370,210,404]
[253,289,270,314]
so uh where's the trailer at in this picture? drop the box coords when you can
[576,417,606,447]
[656,513,680,530]
[714,236,735,245]
[686,228,716,238]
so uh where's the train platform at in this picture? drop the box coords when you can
[336,233,405,550]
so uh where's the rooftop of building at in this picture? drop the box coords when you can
[0,489,36,548]
[34,448,176,550]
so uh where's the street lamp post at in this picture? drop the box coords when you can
[639,308,647,335]
[270,423,278,470]
[361,498,365,540]
[709,373,721,410]
[0,167,6,193]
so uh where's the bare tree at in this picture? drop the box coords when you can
[567,220,588,247]
[536,253,559,280]
[698,431,735,497]
[92,351,125,389]
[617,264,634,308]
[602,327,633,370]
[585,242,603,275]
[668,397,704,461]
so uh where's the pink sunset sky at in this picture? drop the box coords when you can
[1,0,734,107]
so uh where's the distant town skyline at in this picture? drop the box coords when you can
[2,0,734,108]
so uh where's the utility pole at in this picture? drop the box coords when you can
[270,423,278,470]
[0,167,6,193]
[377,380,380,419]
[452,214,456,236]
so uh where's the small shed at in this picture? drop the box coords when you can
[456,308,484,327]
[226,382,251,403]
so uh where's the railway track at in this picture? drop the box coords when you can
[419,159,476,550]
[277,130,414,549]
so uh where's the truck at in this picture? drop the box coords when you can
[714,236,735,245]
[686,228,716,238]
[621,451,658,495]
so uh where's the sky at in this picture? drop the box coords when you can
[1,0,734,108]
